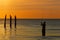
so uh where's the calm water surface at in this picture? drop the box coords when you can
[0,19,60,40]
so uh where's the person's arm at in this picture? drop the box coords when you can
[41,22,43,26]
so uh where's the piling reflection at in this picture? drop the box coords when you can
[3,15,17,40]
[4,27,16,40]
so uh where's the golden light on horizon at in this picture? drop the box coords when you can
[0,0,15,19]
[0,0,60,19]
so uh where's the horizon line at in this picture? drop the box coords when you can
[0,18,60,20]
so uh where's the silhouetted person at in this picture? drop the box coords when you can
[10,15,12,30]
[41,21,46,36]
[4,15,7,30]
[14,15,16,30]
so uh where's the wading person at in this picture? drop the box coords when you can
[41,21,46,36]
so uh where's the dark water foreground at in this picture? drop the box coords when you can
[0,19,60,40]
[1,28,60,40]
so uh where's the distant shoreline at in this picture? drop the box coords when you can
[0,18,60,20]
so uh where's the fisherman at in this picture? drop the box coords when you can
[41,21,46,36]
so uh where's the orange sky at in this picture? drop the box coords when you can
[0,0,60,19]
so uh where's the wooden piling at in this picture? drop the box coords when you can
[4,15,7,30]
[14,15,16,29]
[10,15,12,29]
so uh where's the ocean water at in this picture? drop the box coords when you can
[0,19,60,40]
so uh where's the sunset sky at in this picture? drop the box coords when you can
[0,0,60,19]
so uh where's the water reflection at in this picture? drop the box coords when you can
[0,22,60,40]
[0,25,41,40]
[3,29,16,40]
